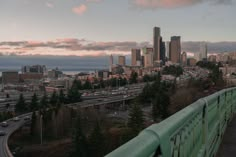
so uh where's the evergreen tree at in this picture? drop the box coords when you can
[15,93,27,113]
[129,71,138,84]
[50,90,58,107]
[128,103,144,134]
[139,83,152,103]
[152,83,170,121]
[40,93,49,112]
[67,86,81,103]
[30,93,39,111]
[88,122,105,157]
[30,111,36,136]
[72,113,88,157]
[83,79,92,89]
[59,89,65,104]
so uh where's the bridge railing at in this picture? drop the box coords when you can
[105,87,236,157]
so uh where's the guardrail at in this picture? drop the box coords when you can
[106,87,236,157]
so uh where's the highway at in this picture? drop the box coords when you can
[0,114,31,157]
[0,83,145,157]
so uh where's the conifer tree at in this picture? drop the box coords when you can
[30,93,39,111]
[128,103,144,134]
[15,93,27,113]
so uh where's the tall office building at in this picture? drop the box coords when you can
[109,54,113,72]
[166,41,170,60]
[118,55,126,66]
[142,47,154,67]
[22,65,46,74]
[131,49,141,66]
[181,51,187,66]
[153,27,161,62]
[160,37,166,64]
[169,36,181,64]
[200,42,208,61]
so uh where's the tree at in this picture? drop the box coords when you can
[59,89,65,104]
[50,90,58,107]
[88,122,105,157]
[139,83,152,103]
[30,93,39,111]
[128,103,144,134]
[30,111,36,136]
[72,113,88,157]
[129,71,138,84]
[83,79,92,89]
[15,93,27,113]
[67,85,81,103]
[72,79,82,90]
[143,74,151,82]
[40,93,49,112]
[152,83,170,121]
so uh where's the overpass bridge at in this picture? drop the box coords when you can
[106,87,236,157]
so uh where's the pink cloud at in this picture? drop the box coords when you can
[132,0,232,8]
[46,2,54,8]
[86,0,102,2]
[133,0,201,8]
[72,4,87,15]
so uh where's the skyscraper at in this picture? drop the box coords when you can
[200,42,208,61]
[160,37,166,64]
[153,27,161,62]
[142,47,154,67]
[181,51,187,66]
[169,36,181,64]
[131,49,141,66]
[118,55,126,66]
[109,54,113,72]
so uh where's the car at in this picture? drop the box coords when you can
[1,121,9,127]
[24,116,31,121]
[13,117,20,122]
[0,131,6,136]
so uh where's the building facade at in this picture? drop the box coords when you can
[181,51,187,66]
[153,27,161,62]
[169,36,181,64]
[2,71,19,84]
[118,55,126,66]
[131,49,141,66]
[142,47,154,67]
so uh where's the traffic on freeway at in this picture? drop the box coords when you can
[0,114,31,157]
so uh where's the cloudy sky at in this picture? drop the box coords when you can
[0,0,236,56]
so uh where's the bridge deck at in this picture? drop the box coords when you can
[217,116,236,157]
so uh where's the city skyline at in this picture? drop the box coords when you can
[0,0,236,56]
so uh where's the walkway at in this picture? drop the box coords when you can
[217,116,236,157]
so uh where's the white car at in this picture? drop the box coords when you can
[13,117,20,122]
[1,122,9,127]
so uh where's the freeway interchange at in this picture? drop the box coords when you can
[0,83,145,157]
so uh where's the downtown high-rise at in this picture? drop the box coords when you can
[169,36,181,64]
[131,49,141,66]
[153,27,161,62]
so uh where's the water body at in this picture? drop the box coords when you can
[0,55,131,76]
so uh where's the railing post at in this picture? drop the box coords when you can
[201,98,209,157]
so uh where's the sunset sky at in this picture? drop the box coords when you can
[0,0,236,56]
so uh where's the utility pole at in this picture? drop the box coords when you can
[40,115,43,145]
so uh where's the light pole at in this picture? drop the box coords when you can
[40,115,43,145]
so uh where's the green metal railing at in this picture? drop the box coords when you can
[106,87,236,157]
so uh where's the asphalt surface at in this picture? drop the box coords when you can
[0,115,31,157]
[0,83,144,156]
[217,116,236,157]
